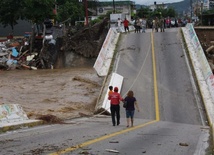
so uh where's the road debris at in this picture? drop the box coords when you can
[37,114,63,124]
[109,140,119,143]
[79,150,90,154]
[179,142,189,146]
[105,149,119,153]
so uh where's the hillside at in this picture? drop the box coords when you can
[168,0,190,14]
[136,0,190,15]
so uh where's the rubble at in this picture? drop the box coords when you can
[0,18,109,71]
[105,149,119,153]
[0,36,63,70]
[0,41,20,70]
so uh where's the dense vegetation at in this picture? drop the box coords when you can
[0,0,85,30]
[0,0,213,31]
[135,6,177,19]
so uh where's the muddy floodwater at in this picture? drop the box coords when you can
[0,67,103,121]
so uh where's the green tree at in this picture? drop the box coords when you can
[23,0,55,24]
[136,6,177,19]
[21,0,55,53]
[136,7,151,18]
[0,0,23,31]
[0,0,55,32]
[56,0,84,25]
[166,7,176,17]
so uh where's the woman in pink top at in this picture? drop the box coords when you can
[108,87,123,126]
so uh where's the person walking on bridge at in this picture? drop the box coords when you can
[123,90,140,127]
[108,87,123,126]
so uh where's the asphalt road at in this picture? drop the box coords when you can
[0,28,211,155]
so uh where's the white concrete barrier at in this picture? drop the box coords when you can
[182,24,214,103]
[182,24,214,143]
[93,28,120,76]
[185,24,212,80]
[0,104,29,123]
[93,26,135,77]
[98,73,124,114]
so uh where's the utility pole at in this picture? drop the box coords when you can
[85,0,88,25]
[54,0,57,25]
[113,0,115,13]
[201,1,203,25]
[196,0,199,21]
[190,0,192,21]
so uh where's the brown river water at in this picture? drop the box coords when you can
[0,66,103,121]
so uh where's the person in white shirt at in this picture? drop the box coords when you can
[117,18,122,27]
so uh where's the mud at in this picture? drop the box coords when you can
[0,67,104,121]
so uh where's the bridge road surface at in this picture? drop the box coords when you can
[0,28,210,155]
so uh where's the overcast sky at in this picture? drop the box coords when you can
[99,0,184,5]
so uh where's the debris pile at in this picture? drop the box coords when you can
[37,114,63,124]
[0,18,109,71]
[0,36,61,70]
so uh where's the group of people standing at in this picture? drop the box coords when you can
[134,18,147,33]
[152,17,165,32]
[108,86,140,127]
[117,16,170,33]
[117,17,147,33]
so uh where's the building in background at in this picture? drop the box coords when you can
[196,0,214,10]
[97,0,136,21]
[203,0,209,10]
[209,0,214,9]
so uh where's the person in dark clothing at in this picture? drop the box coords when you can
[124,90,140,127]
[108,87,123,126]
[134,19,141,33]
[160,18,165,32]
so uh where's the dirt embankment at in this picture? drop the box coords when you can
[195,27,214,72]
[63,18,109,58]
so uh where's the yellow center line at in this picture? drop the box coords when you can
[49,32,160,155]
[151,32,160,121]
[49,120,158,155]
